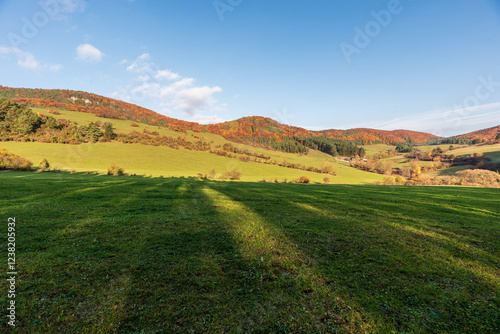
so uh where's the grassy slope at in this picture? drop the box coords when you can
[362,142,500,175]
[0,173,498,333]
[361,144,395,156]
[32,107,214,144]
[431,144,500,176]
[450,143,500,162]
[0,141,385,184]
[15,107,500,180]
[33,107,342,166]
[2,107,386,183]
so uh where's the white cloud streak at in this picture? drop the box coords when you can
[76,43,103,62]
[155,70,180,81]
[354,102,500,137]
[0,46,61,71]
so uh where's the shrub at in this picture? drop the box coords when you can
[107,164,124,176]
[208,169,217,179]
[103,124,117,140]
[323,177,330,184]
[220,169,242,180]
[294,176,310,184]
[383,177,394,185]
[0,148,33,171]
[39,158,50,171]
[48,108,61,115]
[395,176,404,183]
[416,174,431,185]
[319,162,335,174]
[456,169,500,187]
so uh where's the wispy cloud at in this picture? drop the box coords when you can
[0,46,61,71]
[114,53,224,120]
[41,0,87,17]
[76,43,103,63]
[58,0,86,13]
[353,102,500,137]
[155,69,180,81]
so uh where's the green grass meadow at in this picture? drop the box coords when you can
[450,144,500,162]
[0,142,386,184]
[1,172,498,333]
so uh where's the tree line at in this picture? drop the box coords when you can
[271,136,365,157]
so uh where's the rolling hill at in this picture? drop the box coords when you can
[457,124,500,142]
[0,85,439,146]
[1,85,499,183]
[0,97,386,183]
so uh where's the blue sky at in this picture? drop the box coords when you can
[1,0,500,136]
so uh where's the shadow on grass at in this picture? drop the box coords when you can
[1,174,498,333]
[113,180,360,333]
[213,182,500,333]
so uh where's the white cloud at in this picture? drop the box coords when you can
[48,64,63,72]
[137,53,150,61]
[131,82,161,98]
[18,53,40,70]
[136,74,150,82]
[126,63,138,72]
[0,46,61,71]
[116,53,224,118]
[155,69,180,81]
[173,86,222,115]
[39,0,86,20]
[189,114,225,124]
[159,78,194,97]
[76,43,103,62]
[57,0,86,13]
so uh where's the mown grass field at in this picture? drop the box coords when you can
[0,172,498,333]
[0,142,386,184]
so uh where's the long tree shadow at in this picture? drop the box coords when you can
[213,182,500,333]
[113,178,373,333]
[3,174,498,333]
[111,179,253,332]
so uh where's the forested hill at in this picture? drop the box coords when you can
[457,125,500,142]
[0,85,203,132]
[0,85,438,146]
[320,128,439,145]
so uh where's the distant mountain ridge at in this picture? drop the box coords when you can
[0,85,444,145]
